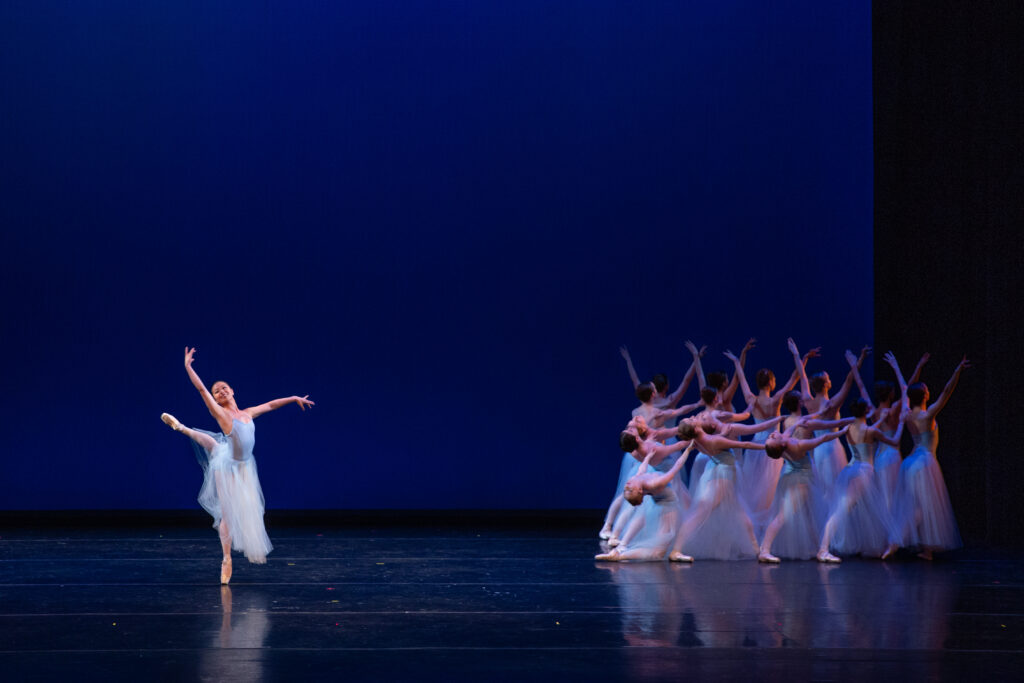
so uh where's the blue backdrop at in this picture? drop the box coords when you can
[0,1,872,510]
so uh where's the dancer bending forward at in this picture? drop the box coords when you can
[161,347,314,583]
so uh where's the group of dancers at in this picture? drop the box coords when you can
[597,339,969,564]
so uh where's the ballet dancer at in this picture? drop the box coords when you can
[161,347,314,583]
[894,355,970,560]
[758,422,850,562]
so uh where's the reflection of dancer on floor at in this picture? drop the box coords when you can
[161,347,314,583]
[758,422,850,562]
[595,443,694,561]
[895,355,970,560]
[817,352,909,563]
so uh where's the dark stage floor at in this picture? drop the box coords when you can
[1,520,1022,681]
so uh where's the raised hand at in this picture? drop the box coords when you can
[685,340,699,357]
[723,350,739,362]
[858,345,872,366]
[958,355,972,371]
[619,346,631,360]
[698,345,707,358]
[803,347,821,362]
[787,337,799,355]
[845,349,858,367]
[185,347,196,369]
[743,338,757,353]
[295,395,315,411]
[883,351,899,369]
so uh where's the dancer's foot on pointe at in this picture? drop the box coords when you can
[598,527,612,540]
[595,549,621,562]
[881,543,898,560]
[817,550,841,564]
[668,551,694,563]
[220,557,232,584]
[161,413,183,431]
[758,549,780,563]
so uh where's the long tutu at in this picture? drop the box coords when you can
[738,426,782,514]
[874,440,901,513]
[762,464,828,559]
[679,456,758,560]
[194,421,273,564]
[617,478,688,561]
[826,460,899,557]
[811,430,849,495]
[893,445,962,551]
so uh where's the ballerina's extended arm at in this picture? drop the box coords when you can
[924,356,971,421]
[245,395,315,419]
[619,346,641,391]
[721,338,756,407]
[184,347,232,433]
[645,444,695,491]
[685,340,707,390]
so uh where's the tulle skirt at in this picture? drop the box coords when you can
[688,452,711,499]
[618,480,688,561]
[874,443,901,513]
[606,454,643,536]
[825,461,899,557]
[738,429,782,514]
[196,436,273,564]
[679,462,758,560]
[763,468,828,559]
[812,431,849,494]
[893,446,962,551]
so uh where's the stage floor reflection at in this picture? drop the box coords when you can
[0,523,1021,681]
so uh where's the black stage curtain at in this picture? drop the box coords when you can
[873,2,1024,544]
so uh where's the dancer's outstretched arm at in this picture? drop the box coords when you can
[620,346,641,390]
[772,348,819,402]
[685,340,706,390]
[797,426,850,452]
[824,346,869,411]
[798,416,854,431]
[789,338,814,404]
[655,399,704,422]
[726,415,784,437]
[184,347,232,433]
[845,349,874,409]
[722,338,756,406]
[868,415,905,448]
[646,444,694,489]
[724,349,756,406]
[884,351,911,414]
[662,358,700,408]
[245,395,315,419]
[909,352,930,384]
[707,435,764,452]
[925,357,971,421]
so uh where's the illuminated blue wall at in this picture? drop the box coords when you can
[0,1,872,509]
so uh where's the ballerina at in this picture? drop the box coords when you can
[602,417,693,544]
[668,415,774,561]
[893,355,970,560]
[793,339,867,493]
[596,443,695,561]
[758,423,850,562]
[161,347,314,583]
[726,343,819,513]
[871,353,930,512]
[816,352,909,562]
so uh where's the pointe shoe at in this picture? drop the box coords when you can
[595,549,621,562]
[881,544,898,560]
[758,550,780,564]
[220,557,232,585]
[817,551,841,564]
[668,551,694,563]
[161,413,184,431]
